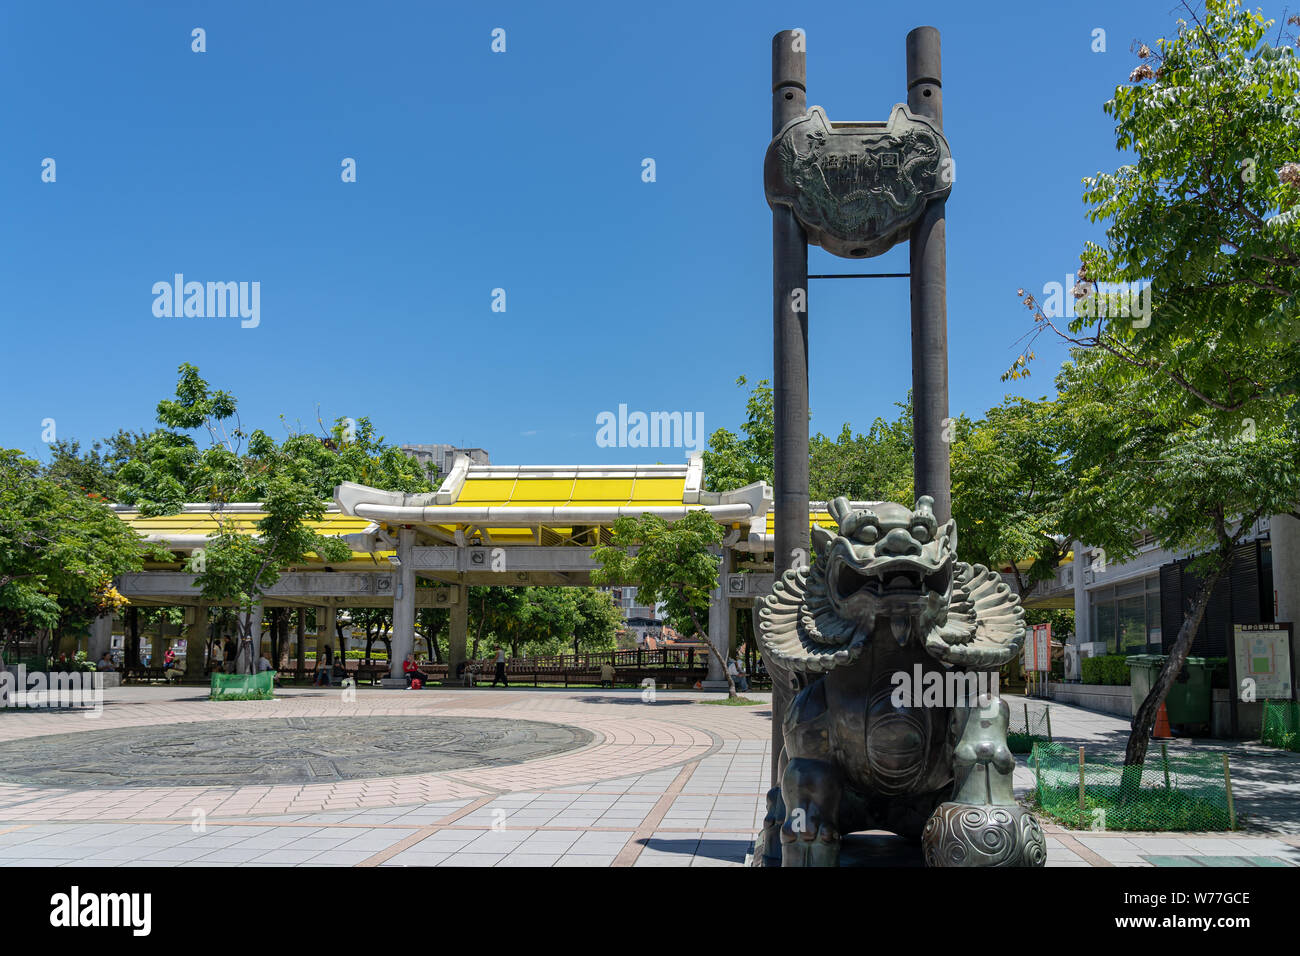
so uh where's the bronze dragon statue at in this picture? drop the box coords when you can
[753,495,1046,867]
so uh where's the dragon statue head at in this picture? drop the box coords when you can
[758,496,1025,675]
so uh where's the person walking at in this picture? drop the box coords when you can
[491,646,509,687]
[315,644,334,686]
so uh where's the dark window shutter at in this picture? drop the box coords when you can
[1160,561,1182,654]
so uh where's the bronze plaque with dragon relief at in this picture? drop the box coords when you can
[764,104,953,259]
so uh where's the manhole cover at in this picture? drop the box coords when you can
[0,716,594,787]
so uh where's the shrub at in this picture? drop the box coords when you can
[1081,654,1131,686]
[47,651,98,673]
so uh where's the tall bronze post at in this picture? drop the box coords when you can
[754,28,1043,869]
[769,29,808,786]
[906,26,952,522]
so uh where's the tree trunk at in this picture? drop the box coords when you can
[472,593,487,661]
[682,593,736,699]
[267,609,281,665]
[126,607,140,668]
[1124,557,1229,770]
[237,611,254,675]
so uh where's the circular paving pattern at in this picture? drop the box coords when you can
[0,716,594,788]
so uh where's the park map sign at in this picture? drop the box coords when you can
[1234,623,1295,700]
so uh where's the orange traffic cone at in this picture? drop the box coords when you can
[1152,702,1172,739]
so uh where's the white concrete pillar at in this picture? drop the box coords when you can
[184,605,209,679]
[390,528,416,679]
[1270,513,1300,679]
[703,548,733,689]
[318,602,334,666]
[1072,540,1090,646]
[88,613,113,664]
[447,581,468,682]
[1271,514,1300,624]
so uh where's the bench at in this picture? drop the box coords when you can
[122,666,171,684]
[353,664,390,685]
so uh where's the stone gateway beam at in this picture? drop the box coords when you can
[104,457,885,692]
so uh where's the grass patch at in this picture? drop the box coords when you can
[1271,731,1300,751]
[1030,741,1236,831]
[699,696,765,706]
[1007,732,1048,754]
[1031,783,1233,831]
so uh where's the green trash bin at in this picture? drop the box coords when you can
[1177,657,1223,725]
[1126,654,1217,725]
[1126,654,1160,716]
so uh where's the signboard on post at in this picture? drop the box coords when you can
[1024,623,1051,672]
[1022,623,1051,698]
[1233,623,1295,701]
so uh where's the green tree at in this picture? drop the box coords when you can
[1056,351,1300,770]
[705,375,916,504]
[133,365,352,674]
[416,604,449,663]
[50,405,432,510]
[351,607,394,663]
[591,511,736,697]
[571,589,622,655]
[809,401,915,505]
[950,396,1069,597]
[1012,0,1300,419]
[512,587,579,658]
[703,376,774,493]
[1009,2,1300,769]
[45,431,153,502]
[0,450,156,660]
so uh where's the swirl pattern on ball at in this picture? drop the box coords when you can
[921,803,1046,868]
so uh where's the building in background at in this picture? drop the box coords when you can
[400,445,490,485]
[604,586,663,647]
[1020,518,1276,660]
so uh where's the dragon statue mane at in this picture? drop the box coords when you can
[760,495,1024,675]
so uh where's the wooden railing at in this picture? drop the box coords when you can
[274,646,714,686]
[475,647,707,670]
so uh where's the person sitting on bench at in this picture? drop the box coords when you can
[402,653,423,687]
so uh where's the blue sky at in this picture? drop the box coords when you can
[0,0,1188,468]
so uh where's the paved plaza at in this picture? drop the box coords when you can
[0,686,1297,867]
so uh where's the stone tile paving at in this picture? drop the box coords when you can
[0,686,1294,866]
